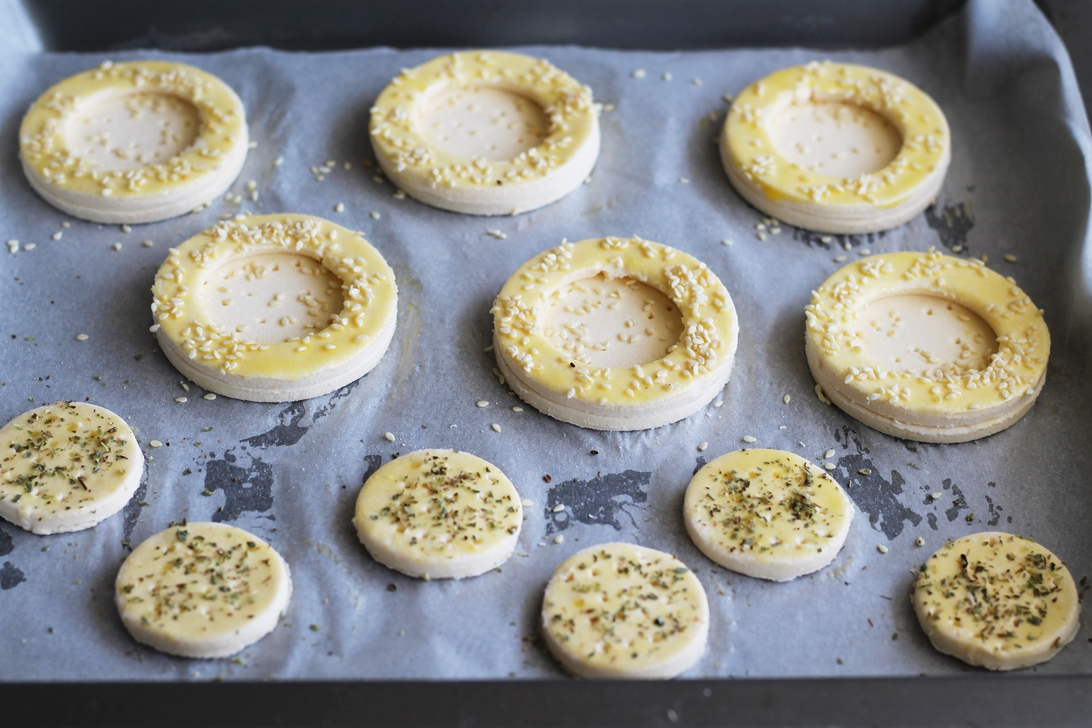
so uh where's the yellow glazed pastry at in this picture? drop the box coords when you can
[370,50,599,215]
[913,532,1079,670]
[683,449,853,581]
[20,60,247,224]
[721,61,949,234]
[805,250,1048,442]
[541,543,709,679]
[151,213,398,402]
[353,449,522,579]
[116,522,292,659]
[0,402,143,535]
[492,237,738,430]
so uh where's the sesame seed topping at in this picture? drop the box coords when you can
[742,435,757,443]
[203,393,217,400]
[692,77,703,86]
[824,449,836,459]
[75,334,89,341]
[632,69,646,78]
[335,203,345,213]
[142,240,154,248]
[522,498,535,507]
[174,397,187,404]
[554,534,564,544]
[486,229,507,239]
[112,243,122,251]
[662,72,672,81]
[552,504,565,513]
[931,492,942,500]
[121,224,131,233]
[697,441,708,452]
[824,462,836,471]
[149,440,163,448]
[714,400,724,408]
[491,423,502,433]
[512,406,523,412]
[476,400,489,408]
[877,545,888,554]
[384,432,396,442]
[370,211,380,219]
[52,231,62,241]
[915,537,925,546]
[149,324,160,333]
[721,239,733,246]
[783,394,791,404]
[1004,254,1017,263]
[679,177,690,184]
[274,156,284,167]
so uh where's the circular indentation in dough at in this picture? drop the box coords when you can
[152,213,398,403]
[912,532,1080,671]
[542,272,683,369]
[805,251,1048,442]
[116,522,292,659]
[370,50,600,216]
[721,61,949,234]
[418,85,550,161]
[20,60,248,224]
[683,449,853,581]
[541,542,709,679]
[353,449,522,579]
[493,237,738,431]
[0,402,143,535]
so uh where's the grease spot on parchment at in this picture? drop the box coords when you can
[121,472,149,544]
[1,561,26,590]
[0,524,13,557]
[792,228,886,251]
[693,457,707,476]
[361,454,383,483]
[925,200,973,253]
[544,471,649,535]
[941,478,969,522]
[832,427,921,540]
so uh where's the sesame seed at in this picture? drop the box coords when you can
[52,231,62,241]
[203,393,217,400]
[149,324,160,333]
[692,77,703,86]
[1004,254,1017,263]
[62,222,70,228]
[121,224,131,233]
[713,400,724,408]
[6,240,18,254]
[679,177,690,184]
[384,432,396,442]
[552,504,565,513]
[662,72,672,81]
[75,334,89,341]
[491,423,502,433]
[877,545,888,554]
[824,449,835,459]
[930,492,942,500]
[393,190,406,199]
[742,435,756,443]
[112,243,122,251]
[721,239,733,246]
[632,69,646,78]
[833,255,846,263]
[174,397,187,404]
[783,394,791,404]
[757,232,767,241]
[149,440,163,448]
[335,203,345,213]
[521,498,534,507]
[915,537,925,547]
[142,240,154,248]
[370,211,380,219]
[274,156,284,166]
[486,229,507,239]
[858,248,871,255]
[180,382,189,392]
[697,441,708,452]
[476,400,489,407]
[512,406,523,412]
[554,534,564,544]
[248,141,258,149]
[824,462,836,471]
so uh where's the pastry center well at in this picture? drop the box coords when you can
[201,252,346,345]
[418,85,549,161]
[768,101,901,179]
[856,294,997,376]
[65,91,201,172]
[542,273,682,368]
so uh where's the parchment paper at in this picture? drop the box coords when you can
[2,0,1091,681]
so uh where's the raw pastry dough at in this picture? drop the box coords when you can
[805,250,1048,442]
[116,522,292,659]
[492,237,738,430]
[541,543,709,679]
[683,448,853,581]
[721,61,949,234]
[370,50,599,215]
[0,402,143,535]
[913,532,1079,670]
[353,449,522,579]
[20,60,247,224]
[152,213,398,402]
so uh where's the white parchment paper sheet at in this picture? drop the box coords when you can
[1,0,1091,680]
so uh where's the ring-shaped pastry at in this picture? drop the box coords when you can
[683,449,853,582]
[805,250,1049,443]
[721,61,950,234]
[353,449,523,580]
[0,402,143,535]
[913,532,1080,671]
[370,50,599,216]
[152,213,398,402]
[492,237,738,431]
[20,60,248,224]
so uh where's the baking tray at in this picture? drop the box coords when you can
[5,0,1092,725]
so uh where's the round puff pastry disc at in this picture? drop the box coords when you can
[683,448,853,581]
[492,237,738,430]
[370,50,599,215]
[805,250,1048,443]
[353,449,522,579]
[20,60,247,224]
[116,522,292,659]
[913,532,1080,671]
[0,402,143,535]
[541,542,709,679]
[721,61,949,234]
[152,213,398,402]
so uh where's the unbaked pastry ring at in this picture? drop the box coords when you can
[20,60,248,224]
[370,50,599,215]
[721,61,950,234]
[492,237,739,431]
[805,250,1049,442]
[151,213,398,402]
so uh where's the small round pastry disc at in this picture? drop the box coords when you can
[683,448,853,581]
[116,522,292,659]
[151,213,398,402]
[492,237,739,430]
[721,61,950,234]
[20,60,248,224]
[913,532,1080,671]
[370,50,599,215]
[353,449,522,579]
[0,402,143,535]
[541,542,709,679]
[805,250,1049,442]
